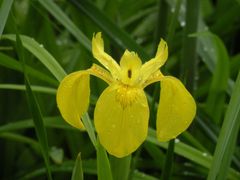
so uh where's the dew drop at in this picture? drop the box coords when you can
[202,152,208,157]
[171,8,175,13]
[180,21,186,27]
[175,138,180,143]
[39,44,44,48]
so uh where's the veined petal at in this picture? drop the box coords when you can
[140,39,168,83]
[92,32,121,78]
[56,71,90,129]
[156,76,196,141]
[94,84,149,158]
[119,50,142,86]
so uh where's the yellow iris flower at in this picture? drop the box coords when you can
[56,32,196,158]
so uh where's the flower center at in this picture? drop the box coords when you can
[115,84,140,108]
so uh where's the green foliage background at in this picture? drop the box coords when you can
[0,0,240,179]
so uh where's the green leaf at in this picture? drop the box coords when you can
[0,0,14,36]
[16,33,52,180]
[0,84,56,94]
[206,34,229,123]
[181,0,200,92]
[147,128,240,179]
[0,116,74,133]
[81,113,97,147]
[69,0,150,60]
[71,153,84,180]
[38,0,91,52]
[110,155,131,180]
[97,139,113,180]
[207,71,240,179]
[0,52,58,86]
[0,132,40,154]
[2,34,66,82]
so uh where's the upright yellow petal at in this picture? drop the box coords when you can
[94,84,149,158]
[56,71,90,129]
[119,50,142,86]
[140,39,168,83]
[92,32,121,78]
[156,76,196,141]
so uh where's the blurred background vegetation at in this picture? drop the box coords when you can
[0,0,240,179]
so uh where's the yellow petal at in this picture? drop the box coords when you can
[156,76,196,141]
[119,50,142,86]
[92,32,121,78]
[94,84,149,158]
[56,71,90,129]
[140,39,168,82]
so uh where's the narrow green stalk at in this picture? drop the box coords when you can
[150,0,169,127]
[166,0,182,45]
[160,139,175,180]
[110,155,131,180]
[153,0,169,54]
[181,0,200,92]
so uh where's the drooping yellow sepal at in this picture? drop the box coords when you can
[56,71,90,129]
[94,84,149,158]
[156,76,196,141]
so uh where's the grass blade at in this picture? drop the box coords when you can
[16,34,52,180]
[147,128,240,179]
[205,33,229,124]
[181,0,200,92]
[0,84,56,94]
[71,153,84,180]
[0,116,74,133]
[160,139,174,180]
[38,0,91,52]
[0,52,58,86]
[110,155,131,180]
[0,0,14,36]
[81,113,97,147]
[97,139,113,180]
[207,71,240,179]
[69,0,150,60]
[2,34,66,81]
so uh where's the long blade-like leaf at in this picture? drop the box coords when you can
[16,33,52,180]
[0,0,14,36]
[2,34,66,81]
[207,71,240,179]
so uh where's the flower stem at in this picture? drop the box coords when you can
[160,139,175,180]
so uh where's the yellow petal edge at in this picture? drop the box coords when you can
[156,76,196,141]
[56,71,90,129]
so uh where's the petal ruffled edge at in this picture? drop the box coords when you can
[156,76,196,141]
[56,71,90,129]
